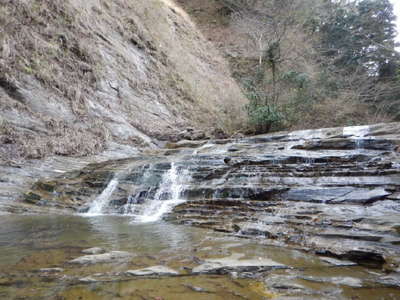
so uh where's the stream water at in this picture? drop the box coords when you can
[1,215,399,300]
[1,124,400,299]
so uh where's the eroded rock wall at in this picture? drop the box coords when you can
[0,0,247,162]
[22,122,400,270]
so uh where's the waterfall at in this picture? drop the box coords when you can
[343,125,370,150]
[131,163,191,223]
[87,179,119,216]
[121,165,154,215]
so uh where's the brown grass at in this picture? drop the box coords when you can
[288,96,393,131]
[177,0,394,132]
[0,0,249,164]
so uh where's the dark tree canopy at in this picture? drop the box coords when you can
[319,0,399,77]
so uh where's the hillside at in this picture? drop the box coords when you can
[0,0,247,163]
[177,0,400,131]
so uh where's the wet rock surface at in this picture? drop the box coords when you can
[81,247,106,255]
[16,123,400,270]
[38,268,64,273]
[126,266,179,277]
[192,253,287,274]
[68,251,133,265]
[2,122,400,299]
[0,214,399,299]
[319,257,357,266]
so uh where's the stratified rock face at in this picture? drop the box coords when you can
[21,122,400,268]
[0,0,247,163]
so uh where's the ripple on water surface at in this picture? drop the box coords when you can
[0,215,399,300]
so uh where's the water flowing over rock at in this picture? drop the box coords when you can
[87,179,119,215]
[129,162,192,223]
[13,122,400,270]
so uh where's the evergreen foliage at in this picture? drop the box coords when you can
[218,0,400,132]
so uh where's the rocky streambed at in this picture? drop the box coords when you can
[0,123,400,299]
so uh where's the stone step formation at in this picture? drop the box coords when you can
[21,122,400,271]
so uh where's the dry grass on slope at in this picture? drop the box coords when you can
[176,0,393,131]
[0,0,248,164]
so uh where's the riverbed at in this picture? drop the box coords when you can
[1,215,399,299]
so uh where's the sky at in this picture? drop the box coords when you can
[390,0,400,43]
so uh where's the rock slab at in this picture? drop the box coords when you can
[126,266,179,276]
[192,253,287,274]
[69,251,133,265]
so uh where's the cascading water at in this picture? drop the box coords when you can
[343,125,370,150]
[87,179,119,216]
[131,163,191,223]
[121,165,154,215]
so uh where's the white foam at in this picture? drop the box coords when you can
[132,163,190,223]
[86,179,119,216]
[343,125,370,138]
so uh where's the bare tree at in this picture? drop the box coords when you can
[229,0,299,105]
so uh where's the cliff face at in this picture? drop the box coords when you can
[0,0,247,163]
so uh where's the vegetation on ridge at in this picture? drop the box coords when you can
[178,0,400,133]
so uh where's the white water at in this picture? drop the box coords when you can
[343,125,371,150]
[132,163,191,223]
[343,125,370,138]
[87,179,119,216]
[121,165,154,215]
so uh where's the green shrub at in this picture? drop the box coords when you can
[246,102,283,133]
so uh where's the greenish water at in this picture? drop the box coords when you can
[0,215,399,299]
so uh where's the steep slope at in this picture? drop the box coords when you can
[0,0,247,163]
[176,0,396,130]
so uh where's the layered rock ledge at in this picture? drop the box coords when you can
[12,122,400,271]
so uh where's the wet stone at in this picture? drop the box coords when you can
[388,192,400,200]
[24,192,42,204]
[184,285,212,293]
[376,274,400,288]
[301,276,363,288]
[81,247,106,255]
[319,257,357,266]
[68,251,133,265]
[126,266,179,276]
[192,253,287,274]
[79,276,98,283]
[282,187,390,204]
[329,187,391,204]
[264,274,310,293]
[282,187,354,203]
[39,268,64,273]
[10,122,400,298]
